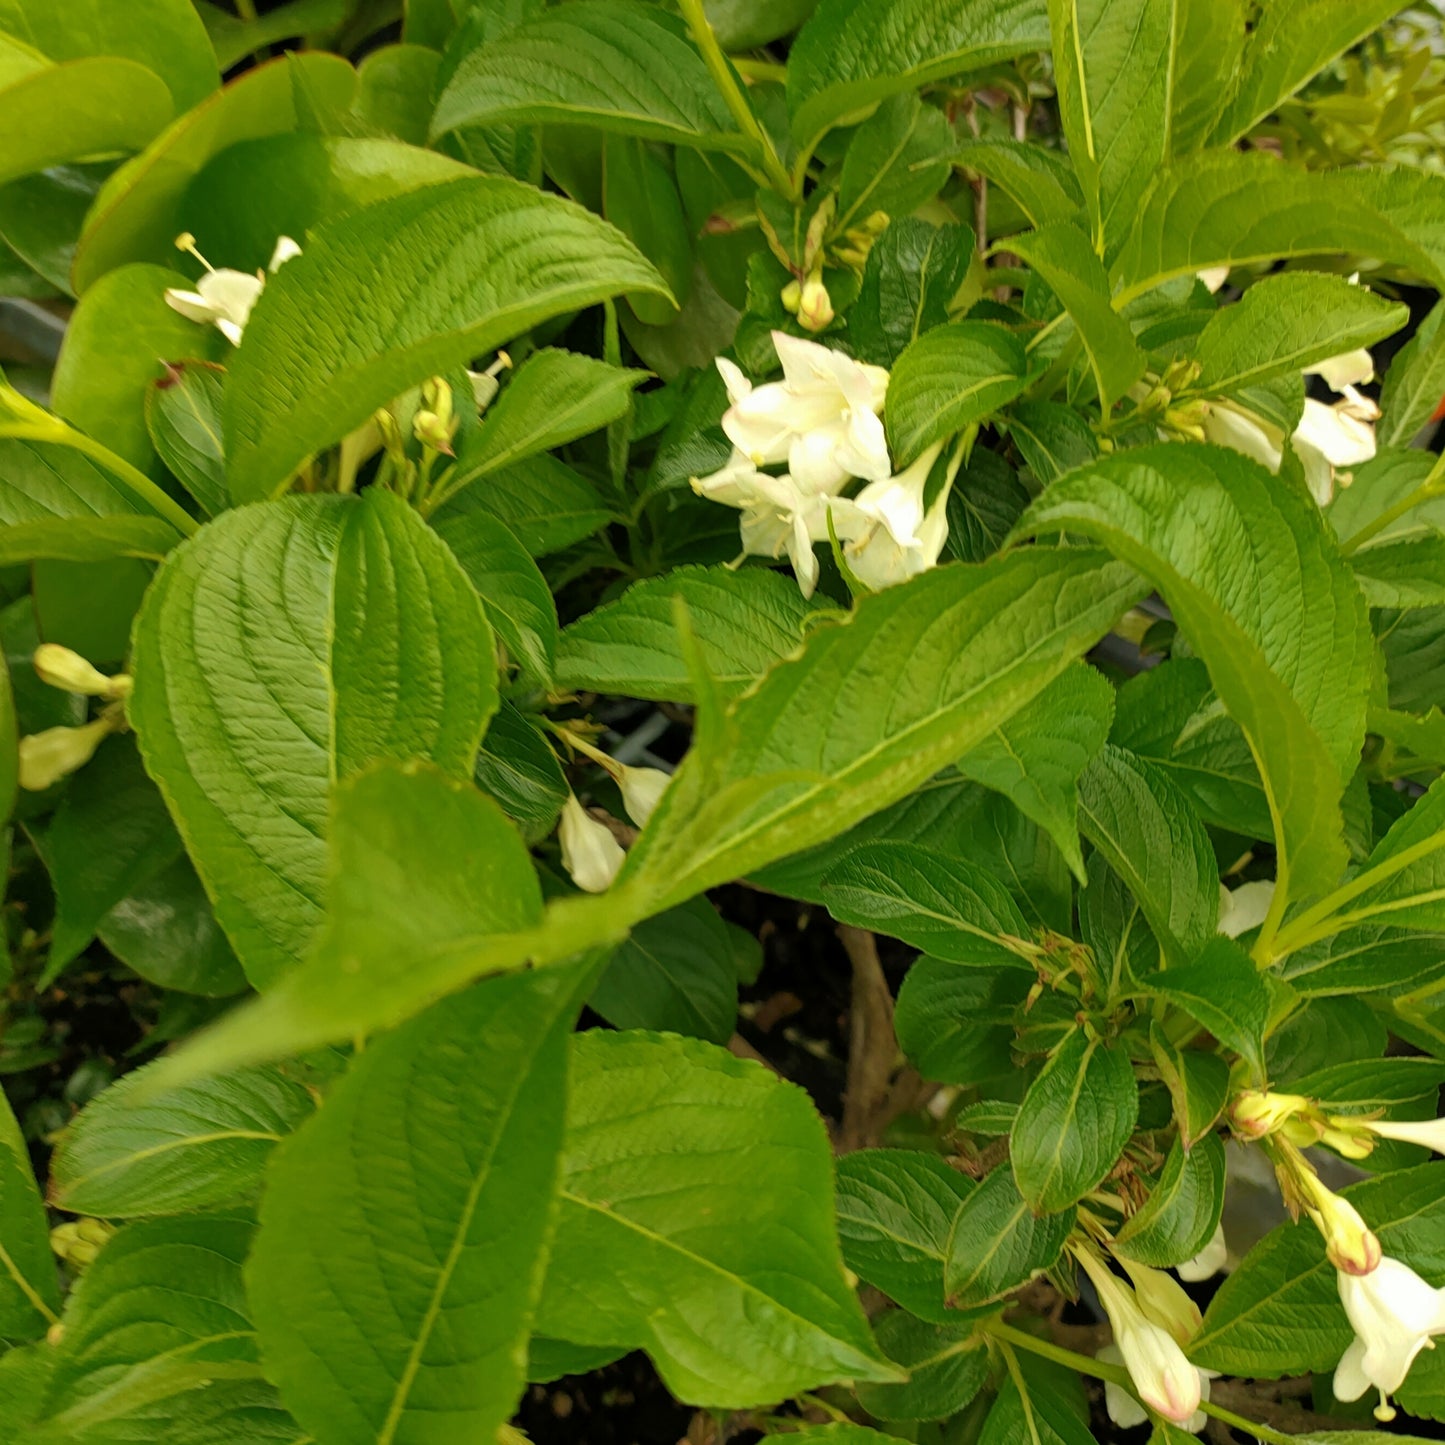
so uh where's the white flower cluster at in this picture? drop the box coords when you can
[1203,346,1379,507]
[691,332,957,597]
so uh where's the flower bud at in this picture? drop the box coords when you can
[1080,1251,1203,1425]
[33,644,127,699]
[1230,1089,1311,1139]
[413,408,456,455]
[558,794,625,893]
[1302,1176,1382,1276]
[780,278,802,314]
[18,718,114,791]
[797,271,834,332]
[617,765,670,827]
[1120,1258,1203,1348]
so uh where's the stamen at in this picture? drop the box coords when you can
[1374,1392,1397,1423]
[173,231,214,272]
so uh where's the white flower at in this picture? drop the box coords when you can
[1293,385,1380,506]
[1202,346,1378,507]
[1356,1114,1445,1156]
[1177,1222,1228,1283]
[18,718,114,791]
[1080,1251,1203,1425]
[1305,348,1374,391]
[1099,1344,1209,1434]
[1202,400,1284,471]
[558,795,625,893]
[164,235,300,346]
[617,765,669,828]
[832,442,959,592]
[691,451,836,598]
[717,332,890,494]
[1335,1255,1445,1421]
[1217,880,1275,939]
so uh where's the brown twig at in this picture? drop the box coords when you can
[837,925,900,1151]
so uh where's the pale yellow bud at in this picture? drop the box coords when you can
[797,272,834,333]
[1231,1089,1312,1139]
[1119,1258,1202,1348]
[33,644,128,699]
[617,765,670,828]
[558,795,625,893]
[18,717,114,790]
[780,279,802,314]
[1300,1174,1382,1276]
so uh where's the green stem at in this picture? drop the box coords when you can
[1340,449,1445,556]
[676,0,796,198]
[3,423,198,538]
[984,1319,1296,1445]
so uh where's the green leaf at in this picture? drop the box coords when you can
[589,898,739,1044]
[849,218,976,370]
[1192,271,1407,399]
[535,1031,899,1406]
[152,551,1140,1087]
[354,44,440,146]
[626,548,1144,910]
[434,509,557,682]
[786,0,1050,159]
[836,1149,975,1323]
[0,56,174,191]
[70,52,357,291]
[49,1058,314,1218]
[956,662,1113,881]
[41,733,243,994]
[1112,150,1445,302]
[979,1366,1095,1445]
[1329,449,1445,553]
[821,841,1033,968]
[1011,1026,1138,1212]
[1140,937,1270,1078]
[1149,1026,1229,1148]
[1380,300,1445,449]
[37,1214,263,1436]
[144,362,227,518]
[1015,442,1373,907]
[1193,1163,1445,1377]
[432,2,741,152]
[895,960,1030,1086]
[1004,400,1099,485]
[1114,1134,1225,1268]
[473,701,567,843]
[0,1086,58,1339]
[885,321,1031,466]
[1047,0,1173,258]
[1078,744,1218,966]
[182,134,475,277]
[435,453,615,558]
[129,493,497,988]
[602,133,691,325]
[1004,222,1147,411]
[0,515,177,567]
[1167,0,1245,154]
[555,564,824,703]
[856,1311,988,1422]
[945,448,1033,560]
[0,437,143,523]
[1109,657,1272,839]
[944,1164,1075,1308]
[248,963,589,1445]
[224,181,664,502]
[1350,536,1445,610]
[838,94,953,234]
[1211,0,1410,145]
[51,262,225,471]
[442,348,648,503]
[0,0,217,112]
[952,139,1083,229]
